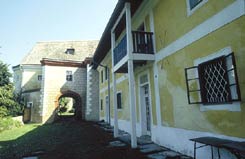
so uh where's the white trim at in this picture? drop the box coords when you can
[132,54,155,61]
[151,125,245,159]
[113,55,129,72]
[156,0,245,62]
[186,0,208,16]
[194,46,241,112]
[138,70,153,136]
[100,74,128,93]
[112,7,127,32]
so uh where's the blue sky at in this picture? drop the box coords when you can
[0,0,117,70]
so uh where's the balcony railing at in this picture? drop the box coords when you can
[113,31,154,66]
[132,31,154,54]
[113,35,127,66]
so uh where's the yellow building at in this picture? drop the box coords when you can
[92,0,245,158]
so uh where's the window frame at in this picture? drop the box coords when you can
[186,0,208,16]
[66,71,73,82]
[185,50,241,108]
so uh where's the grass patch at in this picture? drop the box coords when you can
[0,120,88,159]
[0,117,23,133]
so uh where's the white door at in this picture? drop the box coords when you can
[144,85,151,135]
[140,84,151,135]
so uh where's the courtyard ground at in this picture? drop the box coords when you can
[0,119,149,159]
[0,118,192,159]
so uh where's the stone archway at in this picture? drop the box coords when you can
[55,90,83,120]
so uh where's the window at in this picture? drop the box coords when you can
[101,70,104,83]
[186,0,208,16]
[27,102,33,108]
[100,99,103,110]
[185,53,241,105]
[65,48,75,55]
[38,75,42,81]
[117,92,122,109]
[105,68,108,81]
[66,71,73,81]
[189,0,203,10]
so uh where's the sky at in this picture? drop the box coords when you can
[0,0,118,71]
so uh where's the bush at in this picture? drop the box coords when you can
[0,117,23,133]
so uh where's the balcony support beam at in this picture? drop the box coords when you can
[111,31,119,138]
[126,2,137,148]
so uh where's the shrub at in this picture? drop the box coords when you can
[0,117,23,133]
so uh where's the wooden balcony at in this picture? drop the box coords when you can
[113,31,155,68]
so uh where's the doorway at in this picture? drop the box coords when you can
[139,74,152,136]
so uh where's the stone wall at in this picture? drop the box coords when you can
[40,65,87,123]
[85,65,99,121]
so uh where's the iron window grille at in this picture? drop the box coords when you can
[117,92,122,109]
[66,71,73,81]
[185,53,241,105]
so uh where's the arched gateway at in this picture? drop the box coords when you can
[55,90,83,120]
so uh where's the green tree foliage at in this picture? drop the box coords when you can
[0,61,24,117]
[0,61,12,86]
[58,97,70,113]
[0,84,24,117]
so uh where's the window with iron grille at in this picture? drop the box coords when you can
[185,53,241,105]
[117,92,122,109]
[66,71,73,81]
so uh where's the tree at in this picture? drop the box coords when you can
[0,61,24,117]
[0,61,12,86]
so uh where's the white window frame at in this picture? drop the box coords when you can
[186,0,208,16]
[194,47,241,112]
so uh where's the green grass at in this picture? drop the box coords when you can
[0,120,96,159]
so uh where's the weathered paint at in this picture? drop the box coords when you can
[153,0,235,52]
[157,16,245,137]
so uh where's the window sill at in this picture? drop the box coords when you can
[200,102,241,112]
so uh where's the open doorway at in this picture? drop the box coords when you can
[55,90,82,120]
[58,97,75,117]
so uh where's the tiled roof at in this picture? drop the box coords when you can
[21,40,99,64]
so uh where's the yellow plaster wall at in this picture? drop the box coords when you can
[157,16,245,137]
[153,0,235,52]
